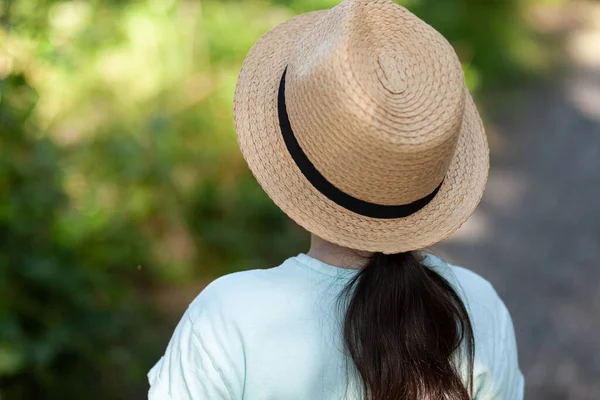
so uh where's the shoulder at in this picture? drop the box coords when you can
[185,257,303,326]
[423,253,512,338]
[450,265,512,331]
[450,265,506,313]
[148,263,298,399]
[439,261,524,397]
[424,255,524,396]
[425,254,506,311]
[427,255,520,367]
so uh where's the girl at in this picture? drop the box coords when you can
[149,0,524,398]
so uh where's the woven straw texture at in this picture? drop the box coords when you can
[233,0,489,254]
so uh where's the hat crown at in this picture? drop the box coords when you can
[375,52,408,94]
[285,0,466,205]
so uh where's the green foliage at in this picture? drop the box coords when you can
[0,73,157,398]
[0,0,555,398]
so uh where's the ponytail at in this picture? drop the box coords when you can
[339,252,474,400]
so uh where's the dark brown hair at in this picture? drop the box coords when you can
[338,252,474,400]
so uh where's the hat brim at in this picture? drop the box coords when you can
[233,11,489,254]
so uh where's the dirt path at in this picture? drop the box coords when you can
[434,4,600,398]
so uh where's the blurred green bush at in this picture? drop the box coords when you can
[0,0,557,398]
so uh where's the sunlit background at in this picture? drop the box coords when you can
[1,0,599,398]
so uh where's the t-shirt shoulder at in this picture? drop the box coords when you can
[148,268,272,400]
[444,264,508,339]
[424,254,507,321]
[185,257,302,325]
[445,263,524,399]
[450,266,503,308]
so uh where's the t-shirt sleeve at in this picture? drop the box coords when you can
[148,279,246,400]
[474,299,525,400]
[147,311,233,400]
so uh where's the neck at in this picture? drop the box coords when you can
[307,234,373,269]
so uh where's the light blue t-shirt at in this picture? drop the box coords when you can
[148,253,524,399]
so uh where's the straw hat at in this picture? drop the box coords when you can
[233,0,489,254]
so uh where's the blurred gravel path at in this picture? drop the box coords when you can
[434,43,600,400]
